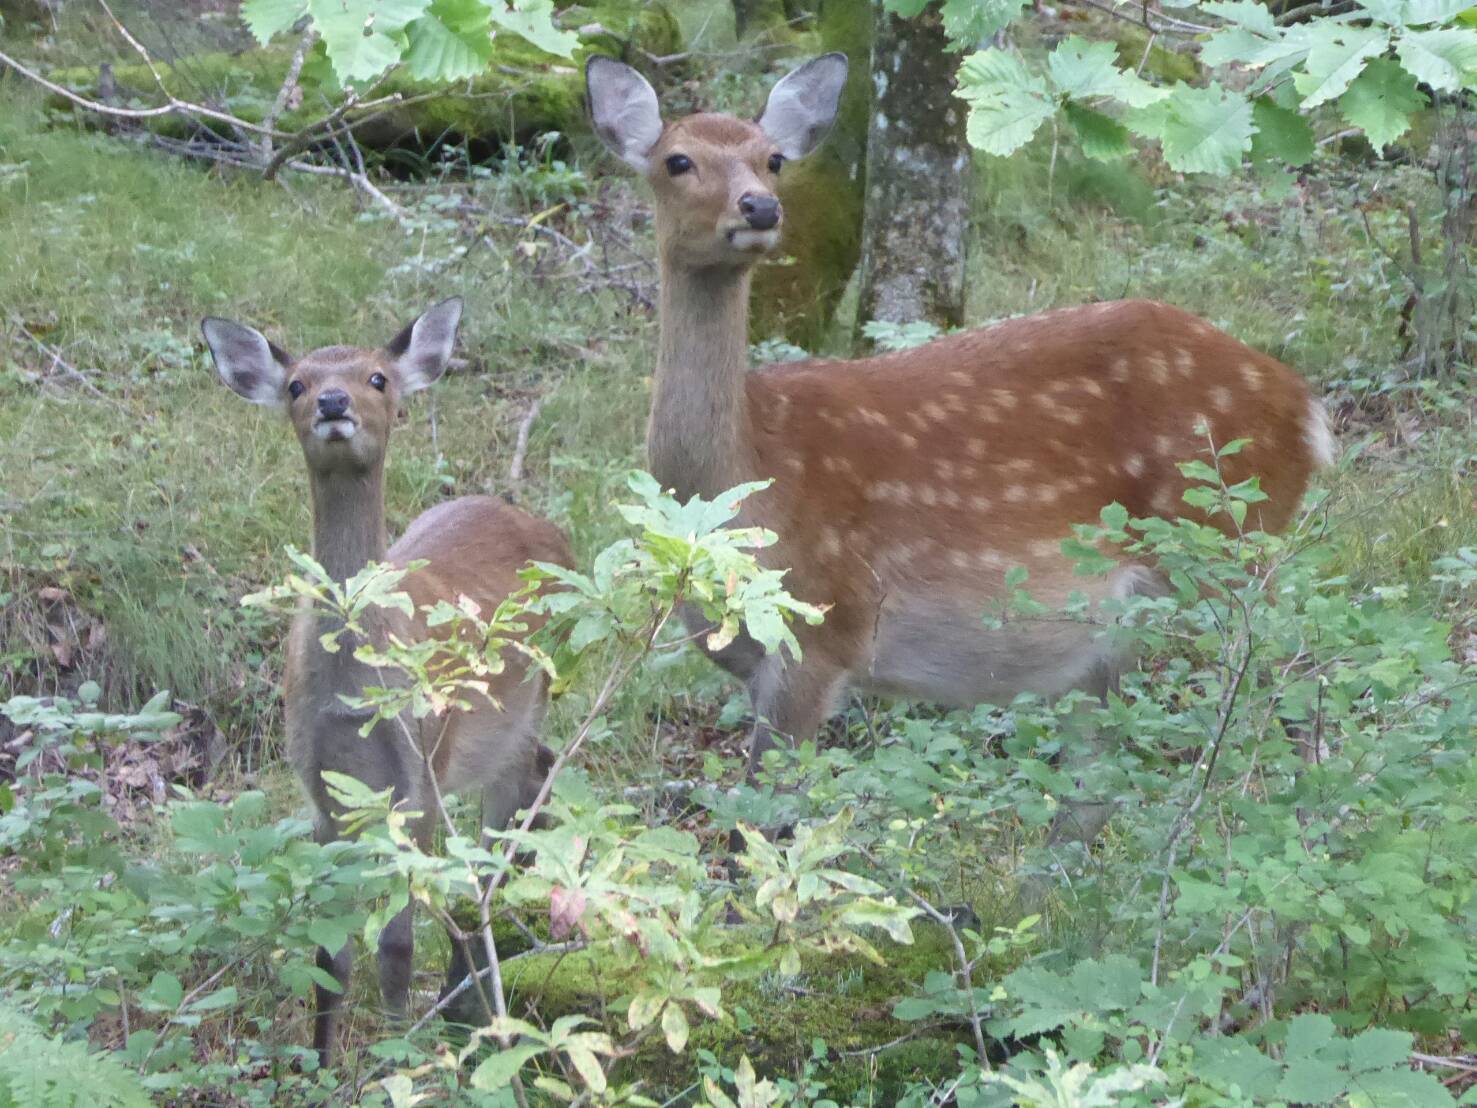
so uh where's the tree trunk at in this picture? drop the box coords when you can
[1409,94,1475,376]
[855,2,969,342]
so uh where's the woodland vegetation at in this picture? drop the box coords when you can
[0,0,1474,1105]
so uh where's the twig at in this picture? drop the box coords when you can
[1068,0,1212,35]
[260,25,317,159]
[402,940,585,1038]
[508,398,544,484]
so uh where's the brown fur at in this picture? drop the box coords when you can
[205,310,572,1064]
[588,59,1332,778]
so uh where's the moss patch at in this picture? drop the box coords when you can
[495,923,966,1100]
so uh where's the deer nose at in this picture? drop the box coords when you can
[739,193,780,231]
[317,389,350,419]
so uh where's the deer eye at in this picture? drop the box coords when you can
[288,380,305,400]
[369,373,388,392]
[665,153,693,177]
[768,153,785,174]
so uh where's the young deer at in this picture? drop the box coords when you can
[202,299,572,1064]
[586,55,1334,813]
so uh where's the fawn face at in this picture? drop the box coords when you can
[586,54,848,269]
[202,299,463,473]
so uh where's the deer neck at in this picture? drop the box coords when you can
[650,261,756,502]
[308,466,388,585]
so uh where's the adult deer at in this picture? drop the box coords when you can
[585,55,1334,815]
[203,299,572,1064]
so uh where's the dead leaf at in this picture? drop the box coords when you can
[549,884,587,941]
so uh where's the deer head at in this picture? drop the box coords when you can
[201,298,463,473]
[586,54,848,269]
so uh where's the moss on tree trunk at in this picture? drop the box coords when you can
[748,0,871,348]
[854,3,968,341]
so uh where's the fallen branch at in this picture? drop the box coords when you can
[508,398,544,484]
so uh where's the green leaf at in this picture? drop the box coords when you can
[1286,1012,1338,1058]
[1160,83,1256,174]
[307,917,353,956]
[1395,27,1477,90]
[941,0,1030,41]
[470,1043,544,1089]
[882,0,930,14]
[1347,1028,1415,1071]
[240,0,308,43]
[185,986,239,1012]
[1203,0,1277,33]
[661,1001,689,1053]
[1066,103,1133,159]
[308,0,432,82]
[957,50,1055,156]
[1405,0,1475,24]
[140,971,184,1011]
[489,0,578,58]
[1294,25,1388,107]
[404,12,492,81]
[1277,1058,1348,1103]
[1251,96,1314,164]
[1048,36,1166,106]
[1348,1066,1457,1107]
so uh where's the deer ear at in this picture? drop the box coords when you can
[758,53,848,160]
[201,318,291,407]
[385,297,462,393]
[586,55,663,172]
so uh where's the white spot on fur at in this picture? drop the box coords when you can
[967,438,988,459]
[1147,353,1170,386]
[1109,355,1130,383]
[1210,385,1234,413]
[1079,377,1104,398]
[818,527,843,559]
[1173,348,1196,377]
[969,494,992,512]
[1124,454,1145,478]
[1239,361,1264,390]
[922,401,947,423]
[1005,484,1028,503]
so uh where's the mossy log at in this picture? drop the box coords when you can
[749,0,871,348]
[42,1,680,154]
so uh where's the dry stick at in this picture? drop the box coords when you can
[0,46,291,139]
[402,940,586,1039]
[507,398,544,484]
[260,26,317,160]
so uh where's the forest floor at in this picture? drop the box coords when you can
[1,2,1474,1104]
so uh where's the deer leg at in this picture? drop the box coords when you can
[311,816,353,1068]
[727,652,847,857]
[441,743,556,1027]
[1045,664,1121,851]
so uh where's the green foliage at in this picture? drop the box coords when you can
[941,0,1477,172]
[0,1001,151,1108]
[532,472,824,672]
[240,0,576,84]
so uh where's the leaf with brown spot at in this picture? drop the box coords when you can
[549,884,587,940]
